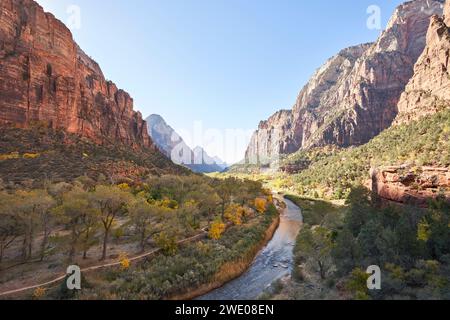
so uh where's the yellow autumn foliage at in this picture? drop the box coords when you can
[224,203,244,225]
[209,221,226,240]
[23,153,40,159]
[33,287,46,299]
[119,252,130,270]
[255,198,267,214]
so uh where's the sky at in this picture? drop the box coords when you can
[36,0,404,164]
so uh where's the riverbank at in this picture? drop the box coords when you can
[169,212,281,300]
[197,197,303,300]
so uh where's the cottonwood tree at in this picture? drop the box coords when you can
[90,185,131,260]
[216,179,234,219]
[129,198,164,253]
[255,198,268,214]
[15,190,56,261]
[0,193,22,264]
[185,186,220,222]
[178,200,201,232]
[54,187,99,261]
[224,203,244,226]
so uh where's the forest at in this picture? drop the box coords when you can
[0,173,277,299]
[279,190,450,300]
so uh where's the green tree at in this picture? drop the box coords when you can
[296,225,334,280]
[14,190,56,261]
[90,185,131,260]
[54,187,99,261]
[129,198,164,252]
[0,193,22,264]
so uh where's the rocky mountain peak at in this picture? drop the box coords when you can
[245,0,444,165]
[395,0,450,124]
[373,0,444,57]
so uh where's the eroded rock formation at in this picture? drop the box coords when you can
[395,0,450,124]
[370,165,450,207]
[0,0,152,148]
[246,0,444,164]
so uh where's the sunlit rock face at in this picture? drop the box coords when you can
[395,0,450,124]
[0,0,152,149]
[245,0,444,164]
[370,165,450,207]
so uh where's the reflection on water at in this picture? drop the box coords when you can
[198,198,303,300]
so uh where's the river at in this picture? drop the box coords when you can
[198,197,303,300]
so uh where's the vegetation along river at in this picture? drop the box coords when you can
[199,198,303,300]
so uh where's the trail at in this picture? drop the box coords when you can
[0,230,207,298]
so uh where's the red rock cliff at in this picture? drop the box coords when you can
[0,0,152,148]
[370,166,450,207]
[395,0,450,124]
[246,0,444,164]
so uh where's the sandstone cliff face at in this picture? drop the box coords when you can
[0,0,152,148]
[246,0,444,164]
[370,165,450,207]
[245,109,293,164]
[395,0,450,124]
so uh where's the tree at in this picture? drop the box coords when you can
[0,193,22,264]
[54,187,99,261]
[154,231,178,255]
[332,227,361,275]
[255,198,267,214]
[296,225,334,280]
[129,198,163,252]
[344,187,376,237]
[345,268,370,300]
[216,179,234,219]
[224,203,244,226]
[185,186,220,222]
[209,220,226,240]
[14,190,55,261]
[90,185,131,260]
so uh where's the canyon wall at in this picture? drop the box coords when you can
[0,0,152,148]
[395,0,450,124]
[246,0,444,164]
[370,166,450,207]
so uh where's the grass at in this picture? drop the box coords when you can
[285,194,345,226]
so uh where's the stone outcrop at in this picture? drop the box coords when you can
[246,0,444,164]
[395,0,450,124]
[0,0,152,148]
[370,165,450,207]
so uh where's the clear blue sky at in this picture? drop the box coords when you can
[37,0,404,163]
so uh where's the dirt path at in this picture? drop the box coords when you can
[0,230,207,298]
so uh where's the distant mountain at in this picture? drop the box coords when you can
[146,115,227,173]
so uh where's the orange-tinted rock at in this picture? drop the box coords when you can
[246,0,444,164]
[445,0,450,25]
[370,166,450,207]
[396,0,450,124]
[0,0,152,149]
